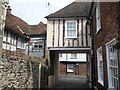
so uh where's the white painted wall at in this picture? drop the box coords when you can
[59,53,87,62]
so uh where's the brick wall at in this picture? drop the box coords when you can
[60,63,66,75]
[93,2,119,89]
[60,62,86,77]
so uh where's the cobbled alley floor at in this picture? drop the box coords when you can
[53,75,89,88]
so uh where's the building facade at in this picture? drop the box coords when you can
[27,22,47,58]
[0,0,9,57]
[45,1,92,87]
[59,53,86,76]
[3,6,29,54]
[90,2,120,90]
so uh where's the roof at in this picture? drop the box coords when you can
[5,9,47,38]
[28,22,47,35]
[5,12,30,39]
[45,2,92,19]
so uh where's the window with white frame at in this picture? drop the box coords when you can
[67,64,74,72]
[106,39,119,89]
[65,21,77,38]
[71,53,77,59]
[97,47,104,85]
[96,2,101,32]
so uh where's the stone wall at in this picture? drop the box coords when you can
[0,50,46,89]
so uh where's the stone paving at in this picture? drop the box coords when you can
[53,75,89,88]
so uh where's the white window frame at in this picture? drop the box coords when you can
[67,64,74,72]
[17,38,25,49]
[65,20,77,39]
[97,47,104,85]
[106,38,119,89]
[96,2,101,33]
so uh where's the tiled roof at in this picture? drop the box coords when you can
[45,2,92,18]
[28,22,47,35]
[5,12,30,39]
[5,9,47,38]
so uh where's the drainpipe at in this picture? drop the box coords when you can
[43,33,46,58]
[86,12,94,90]
[87,2,95,90]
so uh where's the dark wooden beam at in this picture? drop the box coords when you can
[58,20,60,46]
[63,20,65,46]
[77,19,79,46]
[81,19,84,46]
[86,23,88,46]
[52,20,55,47]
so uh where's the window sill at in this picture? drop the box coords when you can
[64,37,78,39]
[70,58,77,59]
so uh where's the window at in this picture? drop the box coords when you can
[65,21,77,38]
[67,64,74,72]
[106,39,119,89]
[71,53,77,59]
[33,39,43,49]
[97,47,104,85]
[96,2,101,32]
[17,38,25,49]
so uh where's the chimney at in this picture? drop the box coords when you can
[7,6,11,14]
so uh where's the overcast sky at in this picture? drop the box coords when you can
[9,0,75,25]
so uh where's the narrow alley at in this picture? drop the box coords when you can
[53,75,89,88]
[0,0,120,90]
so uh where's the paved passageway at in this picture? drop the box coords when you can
[53,75,89,88]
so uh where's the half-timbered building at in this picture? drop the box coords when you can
[27,22,47,58]
[3,6,29,54]
[45,1,92,87]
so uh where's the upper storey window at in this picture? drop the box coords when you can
[65,21,77,38]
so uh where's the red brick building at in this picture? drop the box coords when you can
[60,62,86,76]
[90,2,120,90]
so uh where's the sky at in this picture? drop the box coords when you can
[9,0,75,25]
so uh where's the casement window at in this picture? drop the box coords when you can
[96,2,101,32]
[31,39,43,52]
[97,47,104,85]
[67,64,74,72]
[65,21,77,38]
[106,39,119,89]
[7,32,11,43]
[3,31,7,42]
[33,40,43,49]
[71,53,77,59]
[17,38,25,49]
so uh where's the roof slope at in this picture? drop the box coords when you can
[5,11,47,37]
[45,2,92,18]
[5,13,30,38]
[28,22,47,35]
